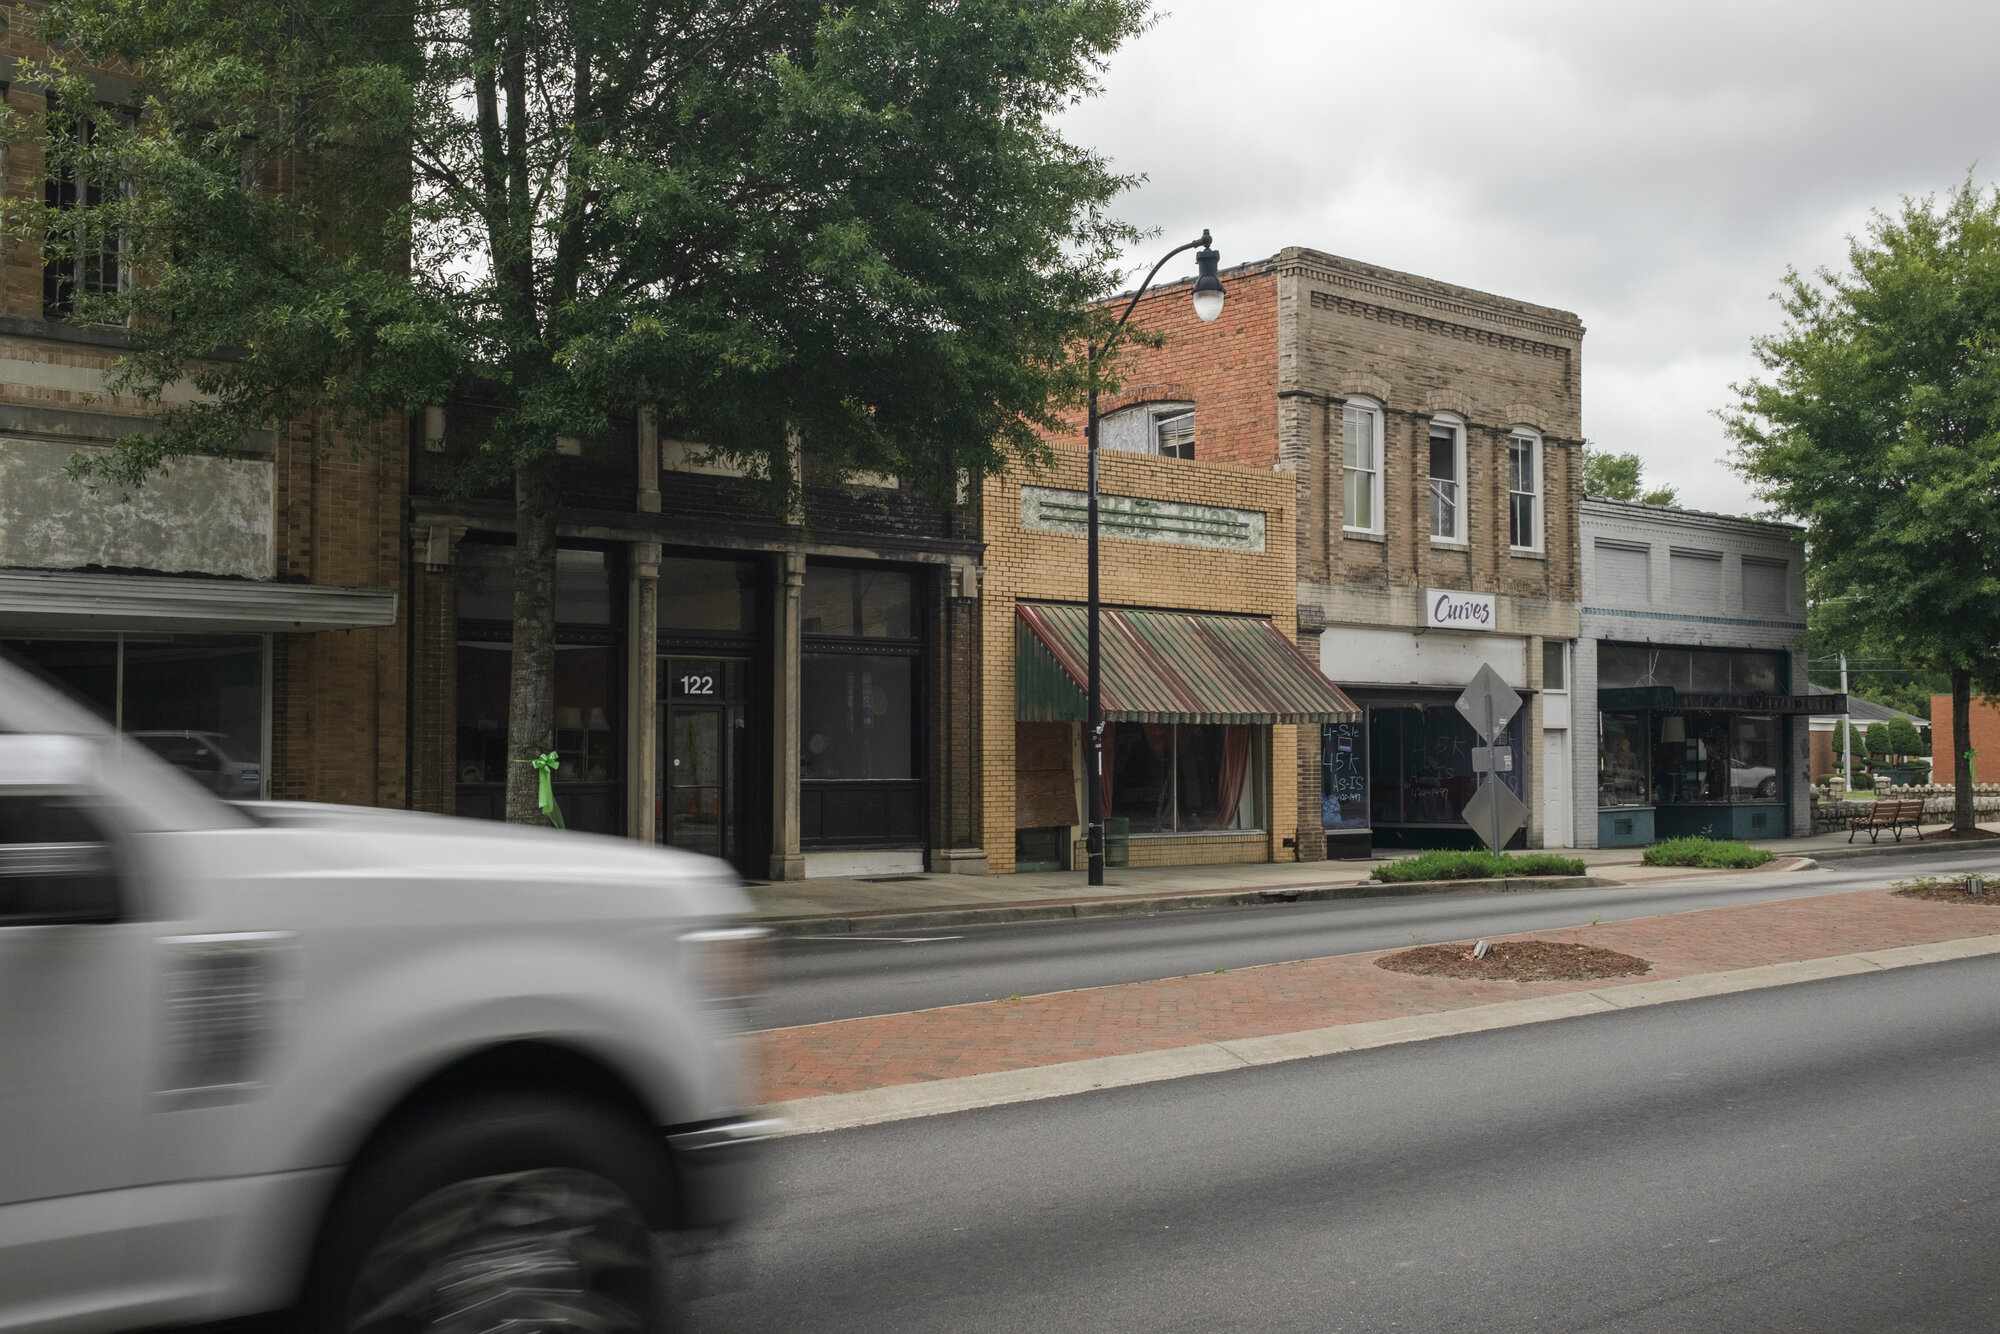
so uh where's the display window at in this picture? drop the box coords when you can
[1649,711,1781,804]
[1106,722,1261,834]
[798,561,924,848]
[1367,702,1523,826]
[5,634,267,798]
[1598,643,1786,694]
[1598,712,1650,808]
[800,653,915,781]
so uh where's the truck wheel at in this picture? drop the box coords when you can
[302,1093,675,1333]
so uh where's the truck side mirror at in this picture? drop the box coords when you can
[0,735,120,926]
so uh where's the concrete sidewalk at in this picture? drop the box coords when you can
[747,823,1990,932]
[758,881,2000,1134]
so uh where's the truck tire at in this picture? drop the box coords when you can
[300,1092,677,1333]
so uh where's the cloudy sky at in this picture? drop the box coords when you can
[1058,0,2000,515]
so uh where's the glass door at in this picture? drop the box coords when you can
[660,657,749,869]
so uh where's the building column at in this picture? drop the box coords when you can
[626,540,660,841]
[770,552,807,881]
[932,560,987,873]
[1526,633,1545,849]
[1295,630,1326,862]
[409,521,464,815]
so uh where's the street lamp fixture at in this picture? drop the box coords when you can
[1083,230,1225,886]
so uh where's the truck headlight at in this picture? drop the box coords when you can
[679,924,768,1021]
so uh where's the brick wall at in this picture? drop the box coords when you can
[1931,695,2000,784]
[1053,265,1280,471]
[271,412,410,807]
[979,446,1300,873]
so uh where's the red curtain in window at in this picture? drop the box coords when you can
[1215,725,1252,828]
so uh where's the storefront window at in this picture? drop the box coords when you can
[4,634,266,798]
[1598,712,1650,808]
[1729,715,1781,801]
[456,544,614,624]
[801,653,914,780]
[801,566,913,638]
[455,644,620,788]
[1368,703,1523,826]
[659,556,757,634]
[1108,722,1260,833]
[1598,643,1787,694]
[1321,720,1368,830]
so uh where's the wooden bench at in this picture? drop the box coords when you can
[1847,798,1927,843]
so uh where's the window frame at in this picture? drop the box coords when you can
[1098,401,1196,461]
[1341,398,1384,534]
[41,96,133,322]
[1427,415,1467,545]
[1507,428,1543,552]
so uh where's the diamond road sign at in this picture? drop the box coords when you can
[1454,664,1523,744]
[1463,777,1529,853]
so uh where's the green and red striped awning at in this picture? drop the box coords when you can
[1015,603,1360,725]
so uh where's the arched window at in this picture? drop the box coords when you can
[1101,402,1196,460]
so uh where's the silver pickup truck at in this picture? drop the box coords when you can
[0,653,772,1331]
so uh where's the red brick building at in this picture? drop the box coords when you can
[1931,694,2000,784]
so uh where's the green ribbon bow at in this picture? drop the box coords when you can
[514,751,565,829]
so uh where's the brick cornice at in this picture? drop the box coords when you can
[1282,257,1584,342]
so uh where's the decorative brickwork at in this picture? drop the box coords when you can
[980,447,1301,874]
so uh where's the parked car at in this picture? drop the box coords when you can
[0,650,772,1331]
[129,728,262,798]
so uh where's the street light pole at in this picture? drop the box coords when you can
[1084,231,1227,886]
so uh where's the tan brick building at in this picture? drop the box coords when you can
[0,63,404,804]
[1083,246,1586,855]
[980,443,1356,875]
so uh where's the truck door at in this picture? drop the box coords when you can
[0,748,154,1321]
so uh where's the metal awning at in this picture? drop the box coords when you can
[1016,603,1360,724]
[1599,685,1837,716]
[0,569,398,633]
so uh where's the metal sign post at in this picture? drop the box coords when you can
[1456,664,1528,853]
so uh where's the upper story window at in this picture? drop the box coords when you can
[1341,400,1383,533]
[1508,429,1542,550]
[1428,418,1466,542]
[1101,402,1196,460]
[42,97,128,320]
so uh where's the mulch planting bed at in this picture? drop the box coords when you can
[1377,939,1653,983]
[1892,878,2000,906]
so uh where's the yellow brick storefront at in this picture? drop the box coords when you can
[980,446,1306,874]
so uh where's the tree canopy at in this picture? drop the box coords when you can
[22,0,1154,821]
[1726,178,2000,828]
[1582,447,1677,506]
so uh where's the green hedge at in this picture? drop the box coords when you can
[1640,837,1774,869]
[1374,849,1588,883]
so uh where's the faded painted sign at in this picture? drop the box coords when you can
[1021,485,1264,553]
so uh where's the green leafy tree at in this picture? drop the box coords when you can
[1864,721,1891,758]
[1727,179,2000,832]
[18,0,1147,824]
[1886,715,1924,757]
[1582,448,1678,506]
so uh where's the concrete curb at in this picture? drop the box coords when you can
[762,875,1624,936]
[766,933,2000,1135]
[1808,836,1986,865]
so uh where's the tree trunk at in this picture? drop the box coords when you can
[1952,667,1974,832]
[505,453,561,825]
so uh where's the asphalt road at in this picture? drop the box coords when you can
[764,847,1999,1028]
[697,956,2000,1333]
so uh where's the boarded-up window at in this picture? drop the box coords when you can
[1670,549,1722,605]
[1015,722,1077,829]
[1742,558,1788,616]
[1592,540,1650,602]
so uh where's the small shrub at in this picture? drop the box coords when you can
[1641,837,1775,869]
[1376,849,1586,883]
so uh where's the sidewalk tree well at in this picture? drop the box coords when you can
[14,0,1147,824]
[1726,179,2000,834]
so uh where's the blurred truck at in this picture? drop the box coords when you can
[0,651,773,1331]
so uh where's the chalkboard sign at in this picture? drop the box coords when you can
[1321,720,1368,830]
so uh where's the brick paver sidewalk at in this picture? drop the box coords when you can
[759,888,2000,1102]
